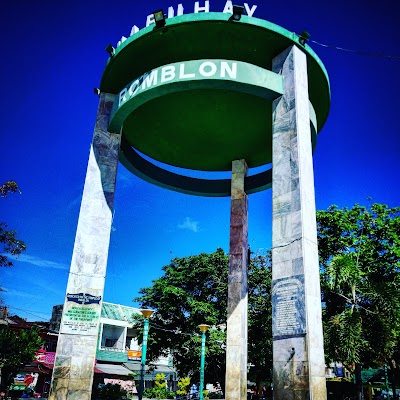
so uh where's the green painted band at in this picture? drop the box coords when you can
[109,59,284,132]
[119,137,272,197]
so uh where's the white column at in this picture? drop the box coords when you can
[271,46,326,400]
[49,93,121,400]
[225,159,248,400]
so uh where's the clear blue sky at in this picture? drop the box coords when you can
[1,0,399,321]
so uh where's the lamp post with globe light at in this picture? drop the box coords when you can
[138,309,154,400]
[198,324,210,400]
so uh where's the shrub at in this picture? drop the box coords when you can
[143,375,175,400]
[96,383,127,400]
[176,377,191,397]
[143,387,175,399]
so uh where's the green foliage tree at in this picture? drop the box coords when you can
[176,377,191,397]
[154,373,167,389]
[0,181,26,268]
[94,383,127,400]
[134,202,400,398]
[247,252,272,386]
[134,249,228,386]
[154,373,169,399]
[134,248,273,389]
[317,203,400,399]
[0,326,44,387]
[323,253,364,368]
[142,373,174,399]
[0,182,20,197]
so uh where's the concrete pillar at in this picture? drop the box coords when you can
[225,159,248,400]
[49,93,120,400]
[271,46,326,399]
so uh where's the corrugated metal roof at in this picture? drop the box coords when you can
[96,363,133,376]
[101,302,141,322]
[120,305,140,323]
[123,363,177,380]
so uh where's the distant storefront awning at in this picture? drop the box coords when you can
[9,383,27,390]
[32,361,103,374]
[123,363,176,380]
[104,378,137,394]
[96,363,133,376]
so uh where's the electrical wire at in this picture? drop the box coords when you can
[149,321,200,337]
[308,38,400,59]
[7,305,50,321]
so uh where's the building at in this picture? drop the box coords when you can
[49,302,177,392]
[0,307,55,397]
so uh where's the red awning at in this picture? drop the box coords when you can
[34,362,103,374]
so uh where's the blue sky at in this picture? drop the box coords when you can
[1,0,399,321]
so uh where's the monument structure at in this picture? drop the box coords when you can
[49,9,330,400]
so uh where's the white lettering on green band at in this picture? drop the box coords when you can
[119,60,238,107]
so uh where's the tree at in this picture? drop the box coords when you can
[0,181,26,268]
[134,202,400,398]
[133,248,273,388]
[176,377,191,397]
[0,326,44,388]
[150,372,171,399]
[317,203,400,399]
[322,253,364,367]
[93,383,127,400]
[247,251,272,387]
[141,372,175,399]
[134,249,228,386]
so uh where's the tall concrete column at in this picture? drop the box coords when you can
[225,159,248,400]
[271,46,326,399]
[49,92,121,400]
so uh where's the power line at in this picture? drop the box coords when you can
[308,38,400,59]
[7,305,50,321]
[149,321,200,337]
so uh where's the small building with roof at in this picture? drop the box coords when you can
[49,302,177,392]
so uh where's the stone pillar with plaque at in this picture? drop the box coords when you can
[271,45,326,400]
[48,93,121,400]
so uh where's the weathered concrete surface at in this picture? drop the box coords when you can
[271,46,326,400]
[225,160,248,400]
[49,93,121,400]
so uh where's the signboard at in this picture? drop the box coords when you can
[272,275,306,339]
[127,350,142,361]
[13,373,38,389]
[60,293,101,335]
[118,59,239,106]
[66,292,101,305]
[14,374,25,385]
[110,59,283,133]
[35,349,46,363]
[104,379,136,393]
[116,1,258,47]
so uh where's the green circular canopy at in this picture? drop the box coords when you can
[100,12,330,196]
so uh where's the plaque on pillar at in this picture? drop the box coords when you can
[272,275,306,340]
[60,293,102,336]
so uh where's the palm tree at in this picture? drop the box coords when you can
[322,251,400,400]
[323,253,365,399]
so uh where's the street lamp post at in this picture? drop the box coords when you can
[138,309,154,400]
[198,324,210,400]
[384,363,391,400]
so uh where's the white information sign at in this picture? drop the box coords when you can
[60,293,102,336]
